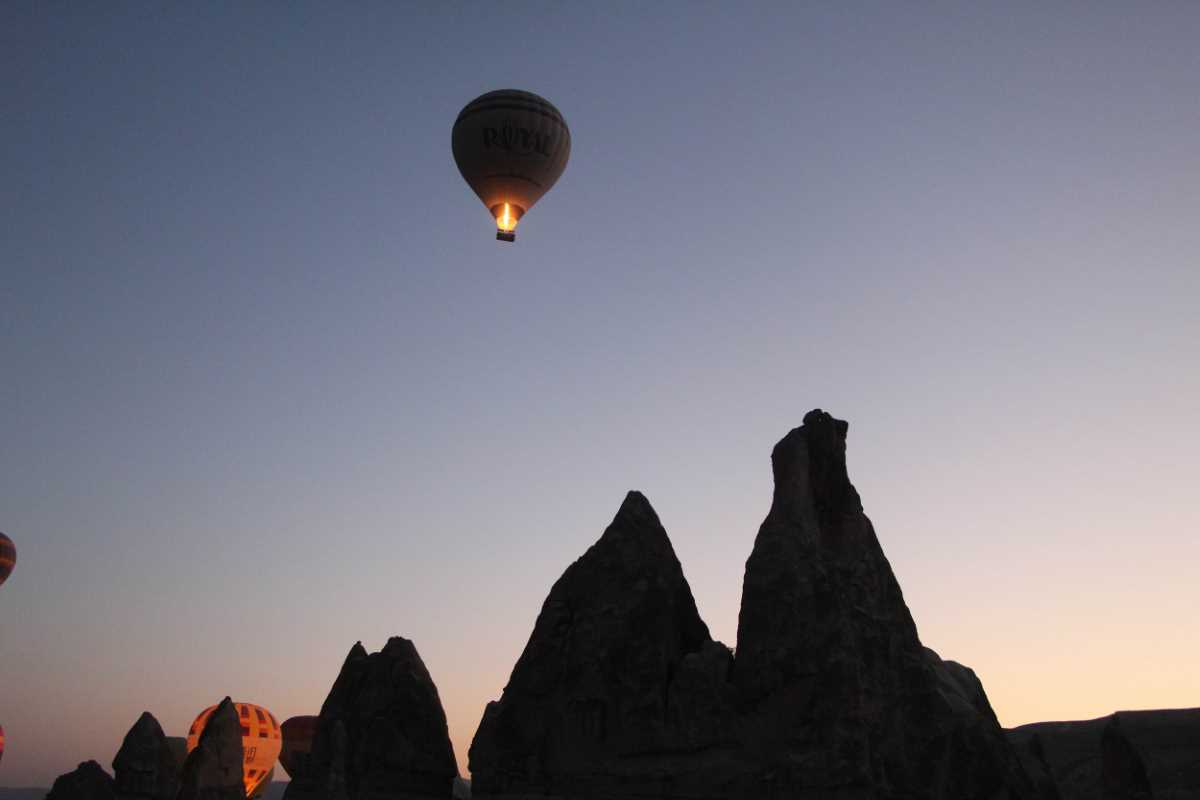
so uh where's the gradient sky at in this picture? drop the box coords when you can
[3,2,1198,787]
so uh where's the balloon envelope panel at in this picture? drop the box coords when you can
[452,89,570,230]
[0,533,15,587]
[279,716,318,778]
[186,703,281,797]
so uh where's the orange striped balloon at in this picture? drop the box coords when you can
[186,703,281,798]
[0,533,15,587]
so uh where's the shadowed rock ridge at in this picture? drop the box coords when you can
[1007,708,1200,799]
[112,712,182,800]
[470,409,1038,799]
[46,762,117,800]
[283,637,457,800]
[1101,716,1154,800]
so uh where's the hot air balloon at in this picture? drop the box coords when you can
[452,89,571,242]
[0,723,6,769]
[186,702,281,799]
[0,533,15,587]
[279,716,318,780]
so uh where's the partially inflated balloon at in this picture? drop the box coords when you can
[279,716,318,779]
[186,703,281,798]
[452,89,570,242]
[0,533,15,587]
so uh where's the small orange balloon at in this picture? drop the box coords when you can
[0,533,15,587]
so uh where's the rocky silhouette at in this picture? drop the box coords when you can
[470,409,1038,799]
[469,490,738,797]
[45,762,116,800]
[164,742,187,778]
[284,637,457,800]
[112,712,181,800]
[176,698,244,800]
[1017,734,1063,800]
[1008,709,1200,799]
[1101,716,1154,800]
[733,410,1035,797]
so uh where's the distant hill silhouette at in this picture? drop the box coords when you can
[1008,709,1200,799]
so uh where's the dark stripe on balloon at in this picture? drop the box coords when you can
[456,103,568,129]
[482,172,546,189]
[459,92,565,118]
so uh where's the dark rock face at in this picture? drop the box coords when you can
[732,409,1034,798]
[46,762,117,800]
[1008,708,1200,799]
[1102,716,1154,800]
[472,409,1037,799]
[469,491,738,798]
[925,648,1000,724]
[177,698,245,800]
[286,638,457,800]
[1016,734,1063,800]
[165,742,188,778]
[112,712,181,800]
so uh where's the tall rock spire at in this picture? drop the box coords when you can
[113,712,181,800]
[285,638,457,800]
[735,409,1035,797]
[471,411,1038,799]
[469,490,738,798]
[176,698,244,800]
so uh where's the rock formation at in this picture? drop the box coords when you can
[45,761,117,800]
[471,409,1039,799]
[164,741,188,776]
[468,490,738,798]
[738,409,1034,797]
[1101,716,1154,800]
[1008,708,1200,799]
[1017,734,1063,800]
[284,637,457,800]
[112,712,181,800]
[176,698,245,800]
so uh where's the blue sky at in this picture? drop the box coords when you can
[2,2,1198,785]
